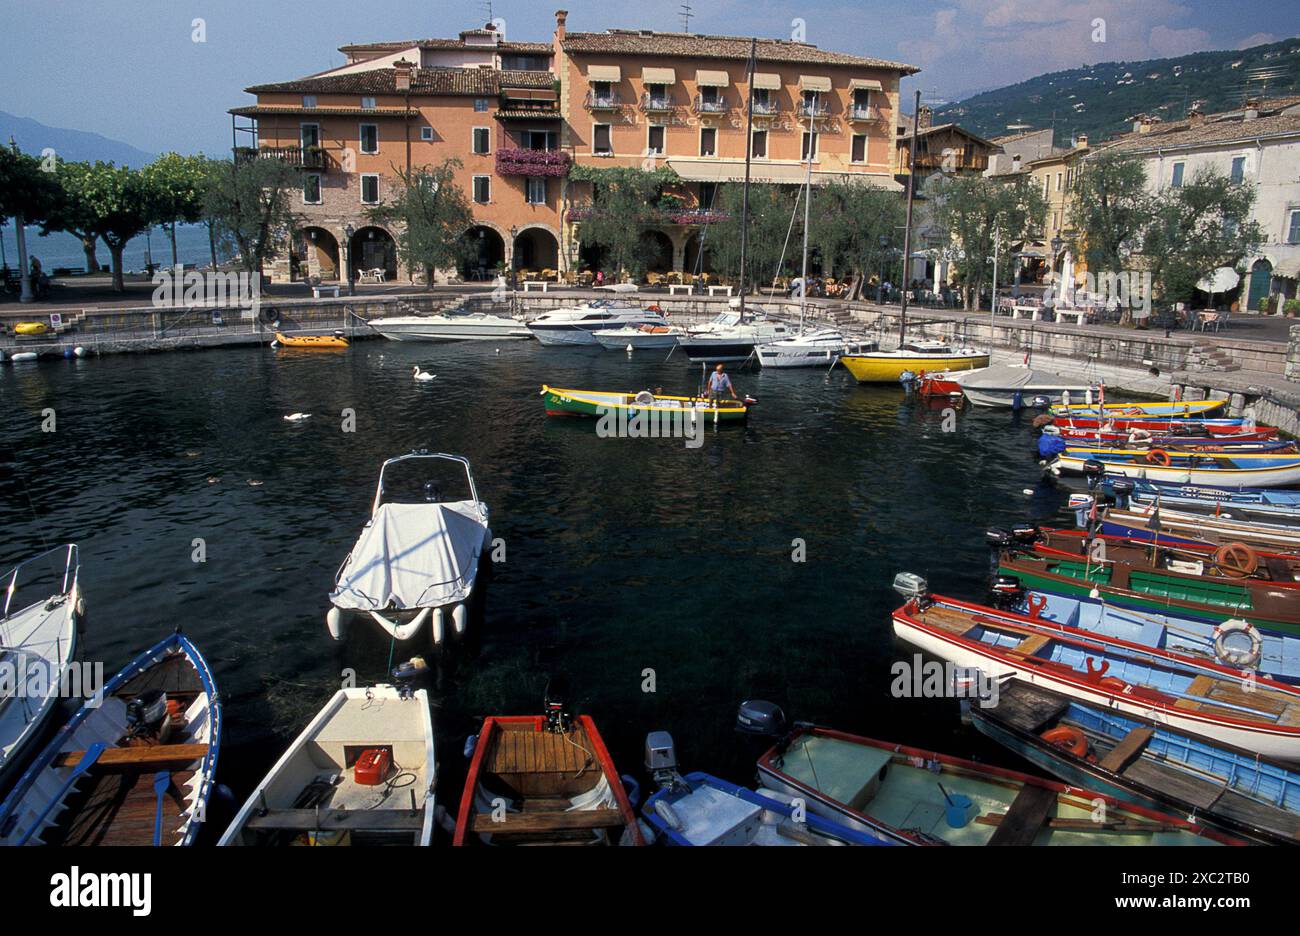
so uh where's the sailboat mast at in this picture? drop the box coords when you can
[737,37,756,324]
[798,92,815,335]
[898,87,921,347]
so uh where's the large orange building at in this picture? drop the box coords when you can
[230,11,917,284]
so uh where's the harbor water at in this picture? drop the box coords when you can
[0,339,1066,814]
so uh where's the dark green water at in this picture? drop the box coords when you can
[0,339,1067,811]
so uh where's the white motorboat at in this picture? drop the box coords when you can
[676,309,793,362]
[755,329,878,368]
[958,363,1100,408]
[592,324,685,350]
[367,311,531,341]
[218,685,435,846]
[0,545,83,787]
[327,451,491,645]
[526,301,668,346]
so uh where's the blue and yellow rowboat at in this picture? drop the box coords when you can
[1050,399,1226,419]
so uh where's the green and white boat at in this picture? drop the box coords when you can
[540,385,750,422]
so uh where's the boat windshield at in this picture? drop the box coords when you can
[377,455,475,506]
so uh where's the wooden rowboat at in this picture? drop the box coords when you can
[540,384,749,421]
[755,725,1243,845]
[1050,400,1226,418]
[453,713,643,846]
[219,685,435,846]
[1050,448,1300,487]
[972,682,1297,845]
[273,332,349,349]
[1093,505,1300,555]
[0,632,220,846]
[892,588,1300,761]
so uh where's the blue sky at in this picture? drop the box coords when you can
[3,0,1293,158]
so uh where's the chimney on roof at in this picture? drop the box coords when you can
[1012,154,1021,171]
[394,58,413,92]
[917,105,933,131]
[1244,97,1260,121]
[1187,103,1204,125]
[555,9,568,41]
[1075,133,1088,149]
[1134,115,1159,134]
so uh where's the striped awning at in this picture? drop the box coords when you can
[587,65,621,82]
[667,157,901,190]
[642,67,676,84]
[696,69,730,87]
[800,75,832,92]
[752,72,781,90]
[850,78,883,91]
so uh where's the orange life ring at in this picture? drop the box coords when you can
[1041,726,1088,758]
[1144,448,1172,467]
[1123,406,1144,416]
[1213,542,1259,578]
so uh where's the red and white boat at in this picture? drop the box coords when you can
[890,577,1300,762]
[1046,424,1280,445]
[1048,416,1277,437]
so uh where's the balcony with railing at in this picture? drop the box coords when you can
[235,145,326,169]
[796,99,832,119]
[583,89,622,111]
[751,99,781,117]
[640,92,675,114]
[693,93,729,115]
[848,104,882,122]
[495,148,571,178]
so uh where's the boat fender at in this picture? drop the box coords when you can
[1040,726,1088,759]
[1214,619,1263,670]
[620,774,641,811]
[653,799,684,832]
[464,734,478,760]
[432,607,444,645]
[326,607,348,641]
[452,603,467,635]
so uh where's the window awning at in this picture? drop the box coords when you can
[501,87,558,101]
[642,67,676,84]
[667,157,900,189]
[800,75,832,92]
[850,78,883,92]
[587,65,621,82]
[696,69,730,87]
[752,72,781,91]
[1273,258,1300,280]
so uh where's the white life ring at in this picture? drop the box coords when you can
[1213,619,1263,670]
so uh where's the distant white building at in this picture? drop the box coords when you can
[1093,97,1300,311]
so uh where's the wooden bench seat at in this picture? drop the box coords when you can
[987,784,1058,846]
[1098,727,1154,773]
[468,807,624,834]
[243,808,425,833]
[53,743,209,769]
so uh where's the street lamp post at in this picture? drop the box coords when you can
[510,225,519,291]
[344,224,356,296]
[10,137,33,303]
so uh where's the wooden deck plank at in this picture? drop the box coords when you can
[987,784,1059,846]
[468,807,623,834]
[990,682,1071,734]
[53,743,208,769]
[243,808,425,832]
[1097,727,1154,773]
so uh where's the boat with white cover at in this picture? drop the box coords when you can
[0,545,83,788]
[959,363,1099,408]
[219,685,435,846]
[327,451,491,645]
[526,301,668,346]
[367,311,532,341]
[676,308,793,362]
[755,329,877,368]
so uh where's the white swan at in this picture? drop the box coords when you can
[283,412,312,422]
[413,366,435,381]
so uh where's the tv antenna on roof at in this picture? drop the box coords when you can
[479,0,493,25]
[679,3,693,32]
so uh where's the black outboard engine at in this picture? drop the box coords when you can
[735,699,790,762]
[1010,523,1040,545]
[1081,459,1106,490]
[989,574,1024,610]
[391,655,430,699]
[126,689,168,738]
[1107,477,1135,508]
[543,675,571,733]
[985,528,1013,550]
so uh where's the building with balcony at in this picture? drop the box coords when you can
[230,12,917,284]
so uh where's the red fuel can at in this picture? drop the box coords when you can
[354,748,391,786]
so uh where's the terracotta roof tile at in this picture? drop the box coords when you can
[245,67,554,97]
[561,30,917,73]
[1099,103,1300,154]
[338,38,552,54]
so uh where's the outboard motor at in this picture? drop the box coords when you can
[985,528,1013,550]
[126,689,168,738]
[1010,523,1040,545]
[644,730,685,791]
[1081,459,1106,490]
[1107,477,1135,508]
[543,675,571,733]
[391,655,430,698]
[735,699,790,763]
[1029,395,1052,409]
[891,572,929,604]
[989,574,1024,610]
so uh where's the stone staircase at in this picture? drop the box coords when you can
[1187,341,1240,372]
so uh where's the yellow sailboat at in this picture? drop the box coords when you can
[839,339,988,384]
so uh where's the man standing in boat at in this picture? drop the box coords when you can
[707,363,738,407]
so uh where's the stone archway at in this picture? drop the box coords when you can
[641,229,674,273]
[1247,258,1273,313]
[462,225,506,280]
[348,225,397,282]
[296,227,339,281]
[683,230,715,275]
[512,226,560,273]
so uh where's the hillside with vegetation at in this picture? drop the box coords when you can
[934,36,1300,145]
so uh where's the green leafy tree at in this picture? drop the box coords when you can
[931,174,1048,309]
[55,161,155,291]
[711,183,801,291]
[809,180,906,299]
[143,152,211,268]
[1142,166,1263,305]
[41,161,106,274]
[202,156,301,276]
[1067,150,1152,276]
[367,160,473,283]
[571,166,672,281]
[0,147,62,276]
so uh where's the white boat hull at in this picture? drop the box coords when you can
[893,616,1300,762]
[962,385,1094,408]
[1052,454,1300,488]
[370,315,531,341]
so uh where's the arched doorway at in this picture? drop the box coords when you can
[348,226,397,282]
[642,229,673,273]
[461,225,505,280]
[295,227,339,281]
[1247,258,1273,313]
[683,231,714,275]
[512,227,559,274]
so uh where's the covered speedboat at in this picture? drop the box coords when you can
[526,301,667,346]
[958,363,1099,408]
[327,451,491,646]
[675,308,793,362]
[0,544,84,789]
